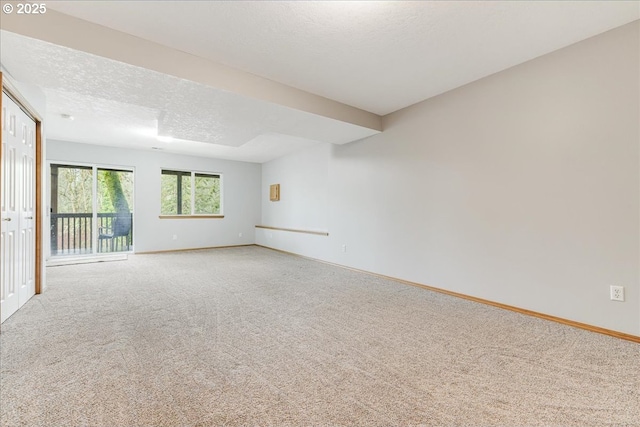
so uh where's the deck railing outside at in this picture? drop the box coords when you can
[50,212,133,256]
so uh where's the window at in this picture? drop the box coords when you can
[161,170,221,216]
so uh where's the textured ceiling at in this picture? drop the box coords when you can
[47,1,640,115]
[0,30,378,162]
[1,1,638,163]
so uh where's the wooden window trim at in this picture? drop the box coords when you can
[159,215,225,219]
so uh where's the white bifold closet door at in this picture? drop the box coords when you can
[1,91,36,323]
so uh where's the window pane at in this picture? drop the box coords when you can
[194,173,220,214]
[55,165,93,214]
[97,168,134,254]
[161,173,178,215]
[181,175,191,214]
[97,169,133,214]
[50,165,93,257]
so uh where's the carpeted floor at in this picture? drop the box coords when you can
[1,246,638,426]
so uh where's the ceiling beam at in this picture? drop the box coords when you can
[0,9,382,132]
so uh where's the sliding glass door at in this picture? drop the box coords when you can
[50,163,133,257]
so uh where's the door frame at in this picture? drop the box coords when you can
[1,72,43,298]
[47,161,135,258]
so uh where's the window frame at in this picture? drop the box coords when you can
[159,168,224,219]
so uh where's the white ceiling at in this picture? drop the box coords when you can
[47,1,640,115]
[1,1,638,163]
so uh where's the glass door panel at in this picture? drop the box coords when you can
[50,164,93,256]
[97,168,133,253]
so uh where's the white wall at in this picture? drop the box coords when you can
[257,21,640,336]
[259,143,332,259]
[47,140,261,253]
[261,143,330,231]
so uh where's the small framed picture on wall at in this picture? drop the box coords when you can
[270,184,280,201]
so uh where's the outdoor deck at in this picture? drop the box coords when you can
[50,212,133,256]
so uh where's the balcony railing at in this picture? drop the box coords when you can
[50,212,133,256]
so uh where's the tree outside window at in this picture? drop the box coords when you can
[161,170,221,215]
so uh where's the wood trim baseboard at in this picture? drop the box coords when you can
[255,244,640,344]
[136,244,253,255]
[396,279,640,344]
[159,215,224,219]
[255,225,329,236]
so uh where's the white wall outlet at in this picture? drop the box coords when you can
[610,285,624,302]
[238,232,243,238]
[341,244,347,253]
[172,234,178,241]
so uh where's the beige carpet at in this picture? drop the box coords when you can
[1,246,638,426]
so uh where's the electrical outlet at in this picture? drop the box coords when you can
[341,244,347,253]
[172,234,177,241]
[610,285,624,302]
[238,232,243,238]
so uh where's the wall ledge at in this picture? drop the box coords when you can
[255,225,329,236]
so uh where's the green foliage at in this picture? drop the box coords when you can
[98,170,131,214]
[161,174,184,215]
[182,177,191,214]
[56,167,92,213]
[54,166,133,214]
[194,174,220,214]
[54,166,220,216]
